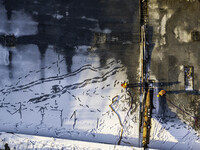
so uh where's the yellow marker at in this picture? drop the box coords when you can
[121,82,128,88]
[157,90,166,97]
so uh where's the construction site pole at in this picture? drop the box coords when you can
[139,0,152,149]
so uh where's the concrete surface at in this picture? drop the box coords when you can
[149,0,200,132]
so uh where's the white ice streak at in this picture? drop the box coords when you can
[52,14,64,20]
[89,23,111,34]
[0,132,136,150]
[160,9,174,36]
[81,16,98,22]
[0,46,9,66]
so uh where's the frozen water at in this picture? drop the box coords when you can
[0,42,140,147]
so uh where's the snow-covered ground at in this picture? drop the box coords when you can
[0,132,138,150]
[0,44,140,146]
[150,87,200,150]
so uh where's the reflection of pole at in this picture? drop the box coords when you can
[60,109,63,127]
[8,50,13,78]
[38,44,47,80]
[19,102,22,119]
[139,25,146,147]
[39,106,47,124]
[140,26,145,93]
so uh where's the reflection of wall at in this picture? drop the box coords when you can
[2,0,140,81]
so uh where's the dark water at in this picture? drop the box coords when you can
[0,0,139,82]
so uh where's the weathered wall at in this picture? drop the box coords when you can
[149,0,200,131]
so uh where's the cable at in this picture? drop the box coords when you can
[166,97,200,127]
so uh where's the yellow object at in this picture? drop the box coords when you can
[142,125,147,145]
[142,90,151,146]
[157,90,166,97]
[142,122,148,145]
[121,82,128,88]
[145,91,150,107]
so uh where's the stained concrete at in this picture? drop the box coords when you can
[149,0,200,131]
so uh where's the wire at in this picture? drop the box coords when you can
[166,97,200,127]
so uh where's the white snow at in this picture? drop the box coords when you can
[160,10,174,36]
[150,116,200,150]
[174,26,192,43]
[0,46,9,66]
[149,1,159,9]
[149,11,160,20]
[0,43,140,148]
[32,11,39,15]
[149,74,200,150]
[185,86,193,91]
[81,16,98,22]
[89,23,111,34]
[103,28,112,34]
[53,14,64,20]
[0,132,137,150]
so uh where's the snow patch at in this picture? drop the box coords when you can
[81,16,98,22]
[174,26,192,43]
[149,11,160,20]
[103,28,112,34]
[89,24,111,34]
[161,10,174,36]
[52,14,64,20]
[0,46,9,66]
[0,42,141,147]
[149,2,159,9]
[179,65,184,71]
[32,11,38,15]
[75,45,91,54]
[0,132,136,150]
[160,9,174,45]
[150,116,200,150]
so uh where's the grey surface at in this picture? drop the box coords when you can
[149,0,200,132]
